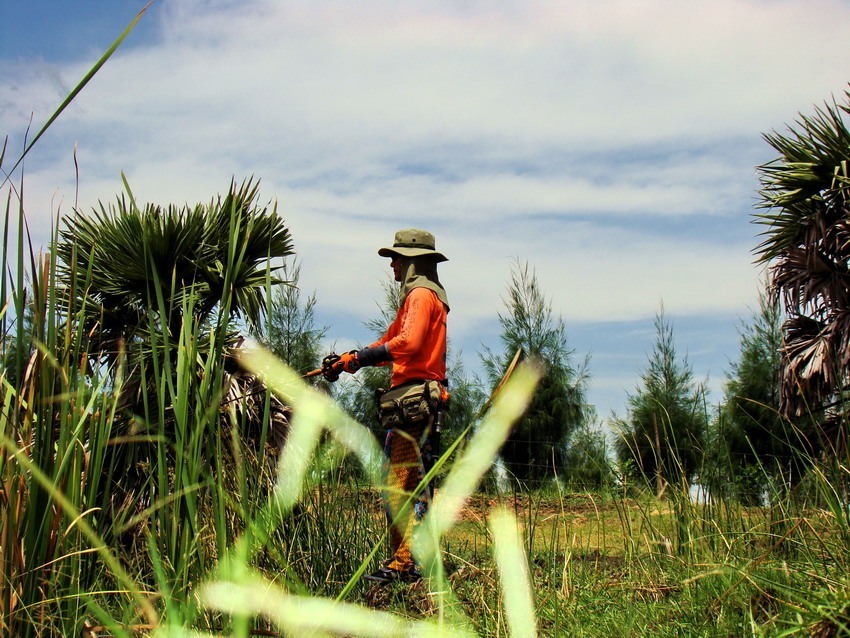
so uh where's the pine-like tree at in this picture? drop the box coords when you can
[481,259,589,484]
[256,258,328,382]
[564,408,614,491]
[613,308,707,492]
[338,276,398,430]
[707,288,786,503]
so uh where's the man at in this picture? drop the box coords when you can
[322,228,449,584]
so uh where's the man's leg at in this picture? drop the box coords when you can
[385,423,426,572]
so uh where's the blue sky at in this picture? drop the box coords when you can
[3,0,850,421]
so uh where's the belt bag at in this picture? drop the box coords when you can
[378,380,444,429]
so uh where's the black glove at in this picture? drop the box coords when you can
[321,350,360,382]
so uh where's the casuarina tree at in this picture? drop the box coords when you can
[481,259,589,484]
[338,275,398,430]
[256,257,329,383]
[613,307,707,493]
[708,287,791,502]
[564,408,614,491]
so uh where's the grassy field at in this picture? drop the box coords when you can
[291,480,850,637]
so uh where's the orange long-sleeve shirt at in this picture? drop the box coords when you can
[370,287,447,387]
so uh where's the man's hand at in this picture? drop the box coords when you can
[321,353,341,382]
[321,350,360,382]
[338,350,361,373]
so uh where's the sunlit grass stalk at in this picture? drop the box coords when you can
[201,573,476,638]
[224,348,385,583]
[197,352,541,637]
[491,508,537,638]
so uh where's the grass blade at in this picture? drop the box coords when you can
[1,1,156,188]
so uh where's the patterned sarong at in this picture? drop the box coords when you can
[383,421,434,572]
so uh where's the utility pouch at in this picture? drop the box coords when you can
[378,380,444,430]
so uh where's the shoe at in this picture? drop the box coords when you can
[363,566,422,585]
[403,568,422,583]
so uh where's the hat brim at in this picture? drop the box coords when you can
[378,246,448,262]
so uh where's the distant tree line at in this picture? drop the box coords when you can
[258,90,850,498]
[26,88,847,500]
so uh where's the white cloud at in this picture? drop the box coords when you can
[11,0,849,162]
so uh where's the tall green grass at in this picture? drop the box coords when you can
[605,407,850,637]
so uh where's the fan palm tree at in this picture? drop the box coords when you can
[755,90,850,447]
[56,177,292,363]
[52,178,295,517]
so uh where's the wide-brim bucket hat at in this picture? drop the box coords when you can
[378,228,448,262]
